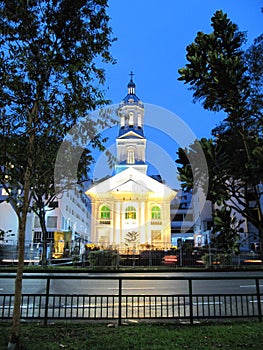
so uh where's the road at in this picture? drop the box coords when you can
[1,271,263,321]
[1,271,263,295]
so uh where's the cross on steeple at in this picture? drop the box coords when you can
[129,71,134,81]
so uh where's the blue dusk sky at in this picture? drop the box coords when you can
[90,1,263,189]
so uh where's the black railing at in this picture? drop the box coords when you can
[0,274,262,325]
[1,240,262,268]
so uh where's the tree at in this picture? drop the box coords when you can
[212,206,243,254]
[0,1,115,348]
[245,32,263,124]
[177,10,263,247]
[176,136,263,251]
[178,10,250,119]
[30,132,106,267]
[176,138,230,205]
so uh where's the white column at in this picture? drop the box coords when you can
[91,201,97,243]
[114,201,121,245]
[139,201,146,244]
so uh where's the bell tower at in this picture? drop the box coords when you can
[115,73,148,174]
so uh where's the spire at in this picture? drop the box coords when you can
[115,72,147,174]
[121,71,142,106]
[128,71,135,94]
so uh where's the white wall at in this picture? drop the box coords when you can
[0,202,18,243]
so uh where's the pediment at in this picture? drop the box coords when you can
[111,179,151,193]
[117,130,145,139]
[86,167,177,200]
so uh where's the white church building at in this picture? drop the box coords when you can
[86,76,176,251]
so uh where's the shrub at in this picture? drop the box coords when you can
[202,253,232,268]
[88,250,120,269]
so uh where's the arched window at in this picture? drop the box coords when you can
[120,115,125,127]
[129,112,134,126]
[138,114,142,127]
[151,206,161,220]
[127,148,135,164]
[125,206,136,219]
[100,205,111,219]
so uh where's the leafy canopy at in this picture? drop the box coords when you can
[178,10,249,120]
[0,0,116,201]
[177,9,263,244]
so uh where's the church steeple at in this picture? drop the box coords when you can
[118,72,144,137]
[127,71,136,94]
[115,73,148,175]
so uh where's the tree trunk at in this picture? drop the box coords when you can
[39,209,48,267]
[257,223,263,261]
[8,169,31,349]
[8,104,35,349]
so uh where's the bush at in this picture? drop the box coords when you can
[202,253,232,268]
[88,250,120,269]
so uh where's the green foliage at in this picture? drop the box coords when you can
[175,147,193,191]
[72,247,81,266]
[0,1,116,343]
[0,1,116,268]
[177,9,263,242]
[178,10,249,118]
[202,253,232,268]
[245,33,263,118]
[88,250,120,268]
[176,138,230,204]
[177,139,244,253]
[212,206,243,253]
[0,0,116,193]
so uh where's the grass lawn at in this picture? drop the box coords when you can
[1,321,263,350]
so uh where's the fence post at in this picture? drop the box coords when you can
[256,278,262,322]
[44,276,51,326]
[118,277,122,326]
[188,279,193,325]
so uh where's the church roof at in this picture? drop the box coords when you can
[86,167,176,200]
[122,92,141,105]
[118,159,145,165]
[118,128,145,138]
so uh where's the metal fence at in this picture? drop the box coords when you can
[1,241,262,268]
[0,274,262,325]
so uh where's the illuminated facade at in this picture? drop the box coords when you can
[86,76,176,250]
